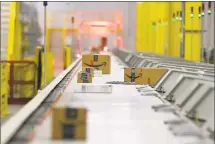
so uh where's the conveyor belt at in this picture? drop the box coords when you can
[1,53,214,144]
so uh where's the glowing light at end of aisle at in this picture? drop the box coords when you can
[104,46,108,52]
[76,54,81,58]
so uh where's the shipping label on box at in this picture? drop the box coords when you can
[52,107,87,140]
[82,67,94,77]
[82,54,111,74]
[93,70,102,77]
[124,68,168,86]
[77,72,92,83]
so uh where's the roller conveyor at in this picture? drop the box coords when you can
[1,51,214,144]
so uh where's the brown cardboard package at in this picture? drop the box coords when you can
[52,107,87,140]
[124,68,168,86]
[82,54,111,74]
[77,72,92,83]
[82,67,94,77]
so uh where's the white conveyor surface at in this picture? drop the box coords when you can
[29,56,200,144]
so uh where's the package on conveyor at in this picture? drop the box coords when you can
[124,67,168,86]
[77,72,93,83]
[82,67,94,77]
[52,106,87,140]
[82,54,111,74]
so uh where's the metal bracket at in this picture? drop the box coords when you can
[165,94,175,103]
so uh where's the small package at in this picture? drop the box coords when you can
[52,106,87,140]
[77,72,92,83]
[124,67,168,86]
[82,67,94,77]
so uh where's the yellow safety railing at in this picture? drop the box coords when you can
[1,63,9,117]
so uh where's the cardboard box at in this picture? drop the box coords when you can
[77,72,92,83]
[82,67,94,77]
[124,68,168,86]
[52,107,87,140]
[82,54,111,74]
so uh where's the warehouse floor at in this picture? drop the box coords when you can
[1,105,23,125]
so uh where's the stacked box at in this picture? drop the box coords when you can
[82,54,111,74]
[124,68,168,86]
[77,72,92,83]
[82,67,94,77]
[52,107,87,140]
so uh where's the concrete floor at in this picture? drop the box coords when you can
[1,104,24,125]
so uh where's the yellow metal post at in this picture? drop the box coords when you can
[7,2,16,60]
[65,47,72,68]
[184,2,202,61]
[1,63,9,117]
[41,52,54,87]
[163,2,170,56]
[136,2,143,52]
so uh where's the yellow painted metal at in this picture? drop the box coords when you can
[155,2,166,55]
[11,56,36,98]
[135,2,202,62]
[46,29,51,52]
[136,2,154,53]
[151,3,158,53]
[163,2,170,55]
[1,63,9,117]
[174,2,181,57]
[19,56,36,97]
[141,2,151,52]
[7,2,22,60]
[64,47,72,69]
[148,3,154,53]
[155,2,161,54]
[169,3,175,57]
[41,52,54,87]
[48,28,79,32]
[136,2,183,57]
[184,2,202,62]
[141,2,163,54]
[168,2,181,57]
[136,2,143,52]
[63,16,68,67]
[7,2,16,60]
